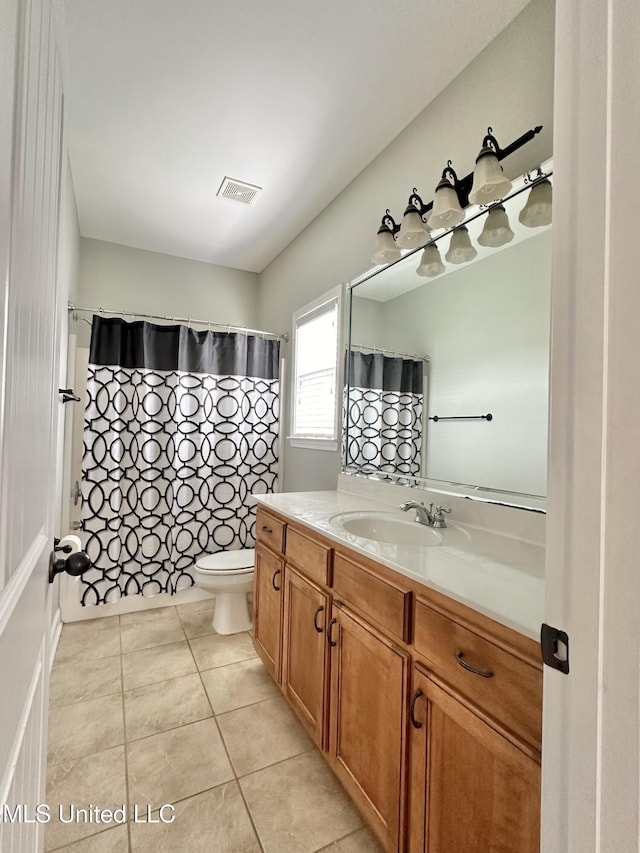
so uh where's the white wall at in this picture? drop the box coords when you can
[258,0,555,492]
[73,237,260,347]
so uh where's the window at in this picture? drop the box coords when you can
[290,286,342,450]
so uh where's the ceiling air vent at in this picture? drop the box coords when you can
[216,177,262,206]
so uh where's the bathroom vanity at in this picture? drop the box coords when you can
[252,489,543,853]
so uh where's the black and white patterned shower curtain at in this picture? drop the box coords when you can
[345,350,423,477]
[80,316,280,605]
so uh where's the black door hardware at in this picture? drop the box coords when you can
[58,387,81,403]
[327,617,337,647]
[313,605,324,633]
[48,539,91,583]
[410,689,424,729]
[540,623,570,674]
[271,569,281,591]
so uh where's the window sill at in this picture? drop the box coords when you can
[288,437,339,452]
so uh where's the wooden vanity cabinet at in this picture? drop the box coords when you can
[253,544,285,681]
[253,507,543,853]
[281,566,330,747]
[408,667,540,853]
[328,603,409,853]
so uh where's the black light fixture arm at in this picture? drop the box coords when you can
[380,124,543,235]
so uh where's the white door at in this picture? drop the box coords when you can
[0,0,65,848]
[543,1,640,851]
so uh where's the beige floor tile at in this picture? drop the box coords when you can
[316,826,385,852]
[53,824,129,852]
[129,782,260,852]
[127,718,234,807]
[119,607,178,626]
[45,746,127,851]
[124,673,212,740]
[48,694,124,764]
[122,641,196,690]
[189,631,256,671]
[240,751,362,853]
[55,617,121,664]
[120,614,185,653]
[200,657,279,714]
[178,606,216,639]
[175,597,216,616]
[49,655,122,710]
[218,695,313,776]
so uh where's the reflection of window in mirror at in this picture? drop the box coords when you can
[290,285,342,451]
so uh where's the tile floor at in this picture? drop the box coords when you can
[45,600,384,853]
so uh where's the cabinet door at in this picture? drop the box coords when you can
[253,546,284,682]
[329,604,409,853]
[282,567,330,747]
[409,669,540,853]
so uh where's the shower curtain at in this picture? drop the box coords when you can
[345,350,423,477]
[80,316,280,605]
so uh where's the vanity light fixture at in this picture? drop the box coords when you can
[469,128,514,205]
[427,163,466,230]
[395,191,431,249]
[519,171,553,227]
[416,243,446,278]
[371,210,402,264]
[477,204,514,248]
[445,225,477,264]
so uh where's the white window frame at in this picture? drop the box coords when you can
[289,285,343,451]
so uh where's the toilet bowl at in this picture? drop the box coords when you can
[194,549,255,635]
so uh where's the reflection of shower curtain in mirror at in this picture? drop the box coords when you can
[345,351,423,476]
[80,316,280,605]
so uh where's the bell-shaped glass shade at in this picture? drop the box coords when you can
[477,204,514,248]
[445,226,477,264]
[396,209,430,249]
[416,244,445,278]
[469,150,513,205]
[371,229,401,265]
[518,179,553,227]
[427,182,464,230]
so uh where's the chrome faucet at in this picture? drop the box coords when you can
[399,500,434,526]
[399,500,452,528]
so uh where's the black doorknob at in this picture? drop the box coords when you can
[48,549,91,583]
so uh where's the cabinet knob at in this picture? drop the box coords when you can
[410,689,424,729]
[271,569,281,591]
[261,525,273,533]
[454,649,494,678]
[313,605,324,633]
[327,617,337,647]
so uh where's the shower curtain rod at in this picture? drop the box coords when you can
[350,344,430,363]
[68,303,290,342]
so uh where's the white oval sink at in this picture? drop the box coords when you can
[329,511,443,547]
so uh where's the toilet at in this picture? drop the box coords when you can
[193,548,255,635]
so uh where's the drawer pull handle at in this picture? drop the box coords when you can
[410,689,424,729]
[455,650,494,678]
[261,525,273,533]
[271,569,281,591]
[313,605,324,633]
[327,617,338,647]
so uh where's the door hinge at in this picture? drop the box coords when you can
[540,623,569,674]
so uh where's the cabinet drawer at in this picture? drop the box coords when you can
[285,526,331,586]
[333,554,411,643]
[414,599,542,752]
[256,509,285,554]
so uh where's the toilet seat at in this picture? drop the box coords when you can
[196,548,255,574]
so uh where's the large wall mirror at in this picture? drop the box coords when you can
[344,162,552,508]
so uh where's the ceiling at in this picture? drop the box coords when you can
[59,0,532,273]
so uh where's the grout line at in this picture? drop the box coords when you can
[118,617,134,853]
[192,628,266,853]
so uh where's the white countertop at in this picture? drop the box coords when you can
[253,490,544,641]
